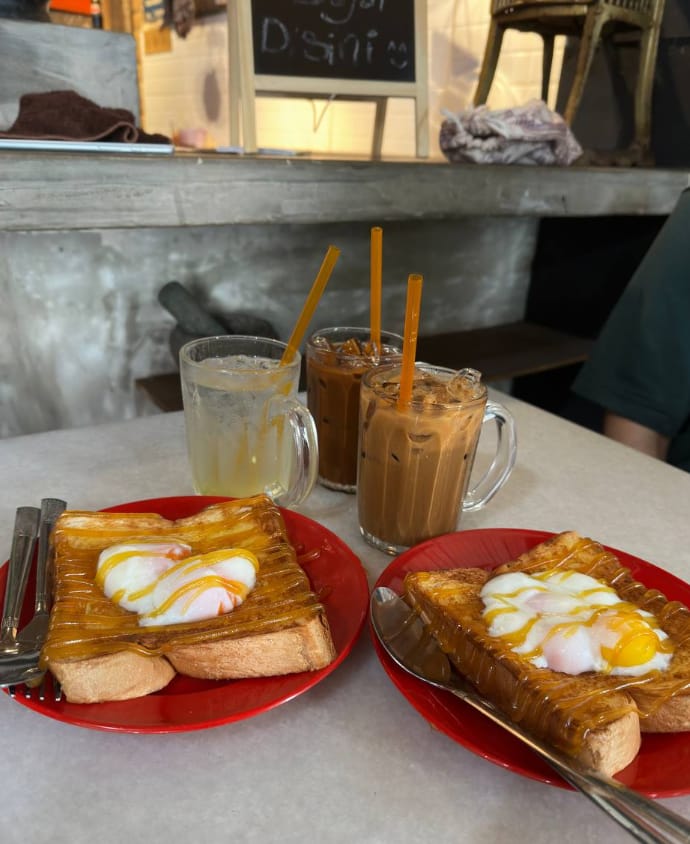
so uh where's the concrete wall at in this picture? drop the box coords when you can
[0,217,537,437]
[0,19,139,128]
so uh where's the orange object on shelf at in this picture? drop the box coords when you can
[49,0,91,14]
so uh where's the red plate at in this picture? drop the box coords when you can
[1,496,368,733]
[371,527,690,798]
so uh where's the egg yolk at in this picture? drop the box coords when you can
[480,569,674,676]
[600,615,661,668]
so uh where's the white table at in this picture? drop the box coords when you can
[2,395,690,844]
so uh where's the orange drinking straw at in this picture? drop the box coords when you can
[281,244,341,365]
[370,226,382,351]
[397,273,423,410]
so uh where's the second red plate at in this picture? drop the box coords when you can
[371,527,690,798]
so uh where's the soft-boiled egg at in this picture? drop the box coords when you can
[96,541,259,626]
[480,569,673,676]
[96,541,193,614]
[138,550,259,627]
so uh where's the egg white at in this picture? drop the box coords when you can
[96,541,258,626]
[97,541,192,614]
[480,569,672,676]
[139,554,257,627]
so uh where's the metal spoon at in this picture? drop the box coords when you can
[370,586,690,844]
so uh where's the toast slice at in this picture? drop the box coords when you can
[404,567,640,776]
[403,532,690,776]
[494,531,690,732]
[43,494,336,703]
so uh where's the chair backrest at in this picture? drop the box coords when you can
[492,0,594,12]
[491,0,657,17]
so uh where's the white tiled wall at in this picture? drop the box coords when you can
[141,0,564,158]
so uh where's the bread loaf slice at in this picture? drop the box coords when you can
[494,531,690,733]
[404,532,690,774]
[403,566,641,777]
[43,495,336,703]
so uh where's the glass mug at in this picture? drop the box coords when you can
[357,363,517,555]
[179,335,318,507]
[306,326,403,492]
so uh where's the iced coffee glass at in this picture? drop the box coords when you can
[180,336,318,507]
[306,326,403,492]
[357,363,517,554]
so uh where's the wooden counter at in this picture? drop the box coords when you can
[1,151,689,231]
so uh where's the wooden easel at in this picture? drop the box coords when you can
[227,0,429,159]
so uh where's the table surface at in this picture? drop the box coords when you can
[2,394,690,844]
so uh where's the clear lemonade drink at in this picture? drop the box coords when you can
[180,336,318,507]
[182,353,294,499]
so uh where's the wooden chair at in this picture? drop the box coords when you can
[473,0,666,157]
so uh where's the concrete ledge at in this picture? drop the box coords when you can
[1,152,689,231]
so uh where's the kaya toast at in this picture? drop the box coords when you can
[42,494,336,703]
[494,531,690,733]
[403,532,690,776]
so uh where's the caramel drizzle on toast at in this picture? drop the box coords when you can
[42,495,325,664]
[404,533,690,755]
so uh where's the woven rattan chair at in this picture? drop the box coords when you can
[473,0,666,156]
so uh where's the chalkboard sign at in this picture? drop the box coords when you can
[251,0,416,83]
[228,0,429,157]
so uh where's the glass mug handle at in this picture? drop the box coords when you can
[462,399,517,513]
[270,396,319,508]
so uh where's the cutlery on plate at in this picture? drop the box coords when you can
[10,498,66,701]
[370,585,690,844]
[0,647,62,701]
[0,649,43,687]
[0,507,40,654]
[16,498,66,652]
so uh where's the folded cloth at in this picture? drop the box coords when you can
[439,99,582,166]
[0,90,170,144]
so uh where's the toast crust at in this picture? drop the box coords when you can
[50,651,176,704]
[403,532,690,775]
[42,495,336,703]
[167,613,335,679]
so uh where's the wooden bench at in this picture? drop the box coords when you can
[415,321,593,381]
[136,321,592,412]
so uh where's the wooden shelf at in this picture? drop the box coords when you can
[416,322,593,381]
[135,373,183,413]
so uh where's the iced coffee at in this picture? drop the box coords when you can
[357,364,516,554]
[306,327,402,491]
